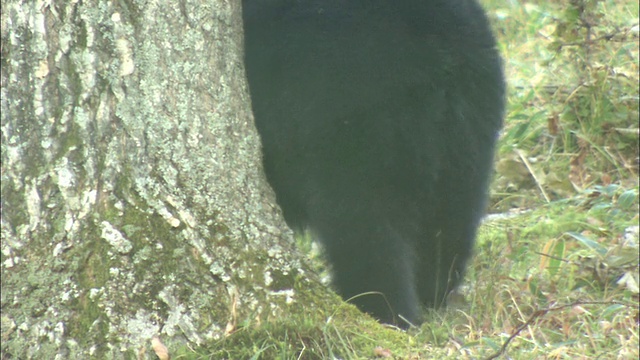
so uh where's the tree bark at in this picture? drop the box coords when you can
[1,0,330,358]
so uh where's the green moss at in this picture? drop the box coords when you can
[175,310,419,360]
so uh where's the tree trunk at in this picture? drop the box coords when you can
[1,0,331,358]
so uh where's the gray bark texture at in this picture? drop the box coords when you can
[1,0,326,358]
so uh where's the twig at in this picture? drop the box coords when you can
[483,300,633,360]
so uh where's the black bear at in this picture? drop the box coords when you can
[243,0,504,328]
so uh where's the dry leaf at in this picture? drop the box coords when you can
[151,336,170,360]
[373,346,392,358]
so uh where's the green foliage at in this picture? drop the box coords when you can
[494,0,639,211]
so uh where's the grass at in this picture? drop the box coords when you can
[494,0,639,210]
[178,0,639,358]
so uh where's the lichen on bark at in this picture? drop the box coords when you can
[1,0,334,358]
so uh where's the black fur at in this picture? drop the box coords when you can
[243,0,504,327]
